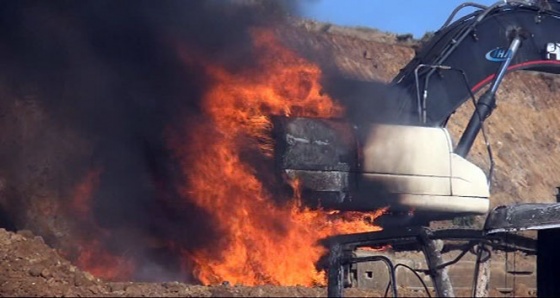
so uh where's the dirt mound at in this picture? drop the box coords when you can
[0,228,401,297]
[0,228,100,297]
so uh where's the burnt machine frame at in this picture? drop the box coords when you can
[320,1,560,296]
[323,202,560,297]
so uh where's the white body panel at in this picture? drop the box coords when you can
[361,124,490,215]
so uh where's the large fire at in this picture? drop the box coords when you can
[0,1,388,290]
[167,28,384,286]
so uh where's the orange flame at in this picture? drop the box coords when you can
[169,28,385,286]
[66,168,135,281]
[75,238,134,281]
[71,168,102,219]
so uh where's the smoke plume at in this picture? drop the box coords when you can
[0,0,300,282]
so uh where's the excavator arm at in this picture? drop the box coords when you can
[392,1,560,128]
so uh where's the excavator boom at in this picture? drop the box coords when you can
[391,1,560,127]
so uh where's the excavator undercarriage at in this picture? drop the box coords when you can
[273,0,560,296]
[323,203,560,297]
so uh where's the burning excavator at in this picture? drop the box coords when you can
[272,1,560,297]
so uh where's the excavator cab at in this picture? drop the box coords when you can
[273,117,490,224]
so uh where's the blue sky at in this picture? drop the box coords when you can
[298,0,496,38]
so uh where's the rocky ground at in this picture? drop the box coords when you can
[0,228,434,297]
[0,228,532,297]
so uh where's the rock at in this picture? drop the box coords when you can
[40,268,52,278]
[210,287,234,297]
[108,282,127,292]
[0,236,10,246]
[88,285,102,294]
[17,230,35,240]
[74,274,93,287]
[62,289,75,297]
[29,266,43,277]
[84,272,95,282]
[162,282,182,292]
[124,285,143,296]
[10,233,24,242]
[250,287,264,296]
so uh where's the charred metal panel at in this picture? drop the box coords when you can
[272,116,358,173]
[484,203,560,234]
[271,116,361,208]
[283,169,349,192]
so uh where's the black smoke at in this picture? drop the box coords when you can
[0,0,300,282]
